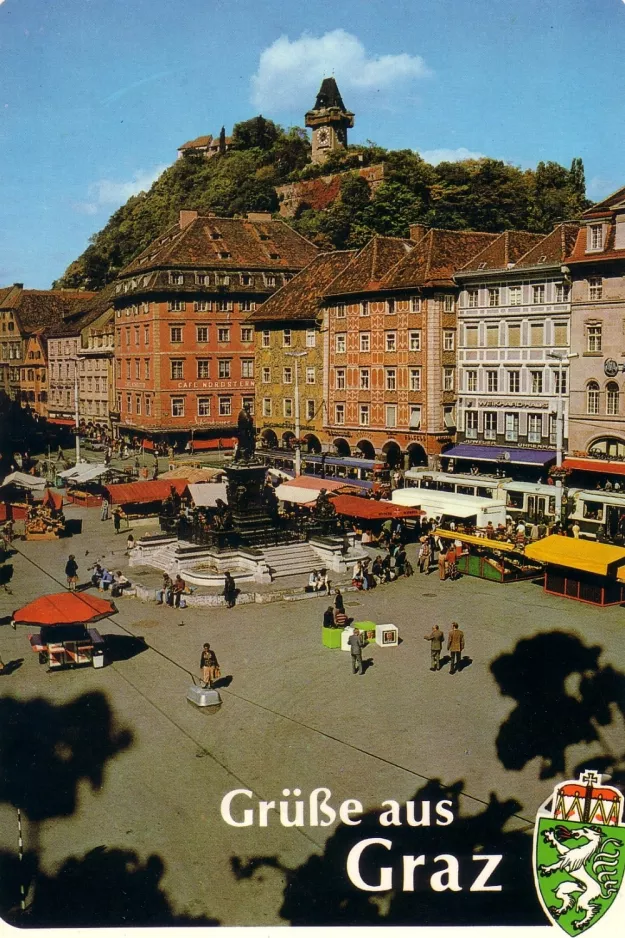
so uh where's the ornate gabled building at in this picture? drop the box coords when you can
[112,210,317,449]
[305,77,354,164]
[249,250,356,454]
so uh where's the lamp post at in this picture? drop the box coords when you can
[73,357,80,464]
[285,350,308,476]
[547,350,578,523]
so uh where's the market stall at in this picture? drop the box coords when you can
[524,536,625,606]
[24,489,66,540]
[0,471,47,520]
[436,529,543,583]
[103,479,189,524]
[14,592,113,670]
[58,463,118,506]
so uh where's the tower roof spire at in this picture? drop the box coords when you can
[313,77,346,111]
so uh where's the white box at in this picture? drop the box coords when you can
[340,626,356,651]
[375,624,398,647]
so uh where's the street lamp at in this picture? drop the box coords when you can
[73,357,80,464]
[546,350,578,467]
[284,350,308,476]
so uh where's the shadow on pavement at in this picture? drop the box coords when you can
[0,658,23,676]
[102,633,148,662]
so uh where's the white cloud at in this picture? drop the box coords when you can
[418,147,485,165]
[251,29,430,111]
[72,164,167,216]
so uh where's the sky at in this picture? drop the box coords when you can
[0,0,624,289]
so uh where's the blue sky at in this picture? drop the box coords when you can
[1,0,624,289]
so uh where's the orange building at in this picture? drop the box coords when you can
[20,333,48,417]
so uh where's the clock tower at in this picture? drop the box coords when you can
[305,77,354,165]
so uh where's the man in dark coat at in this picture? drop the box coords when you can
[424,625,444,671]
[347,628,365,675]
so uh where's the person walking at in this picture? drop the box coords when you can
[418,536,430,574]
[65,554,79,591]
[347,628,365,675]
[424,624,444,671]
[100,498,110,522]
[438,545,447,580]
[113,506,123,534]
[334,588,345,615]
[200,643,220,688]
[223,572,236,608]
[447,621,465,675]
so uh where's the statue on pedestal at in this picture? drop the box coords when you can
[234,404,256,463]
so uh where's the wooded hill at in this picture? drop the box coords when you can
[54,116,590,291]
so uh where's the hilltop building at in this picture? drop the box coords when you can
[305,77,354,165]
[177,129,231,160]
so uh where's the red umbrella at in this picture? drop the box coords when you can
[13,592,116,627]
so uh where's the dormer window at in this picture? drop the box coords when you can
[241,274,252,286]
[268,252,280,259]
[169,271,184,285]
[589,224,604,251]
[210,231,222,240]
[258,232,270,241]
[478,262,487,270]
[218,252,231,259]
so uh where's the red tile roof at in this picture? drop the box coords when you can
[121,215,318,276]
[381,229,498,290]
[249,251,357,322]
[581,185,625,219]
[458,230,543,272]
[324,237,414,296]
[178,134,233,151]
[565,221,625,265]
[0,287,96,336]
[514,223,581,268]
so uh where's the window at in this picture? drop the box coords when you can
[262,367,270,383]
[467,289,479,309]
[385,404,397,427]
[359,404,370,426]
[386,368,397,391]
[335,368,346,390]
[217,327,230,343]
[266,275,276,287]
[126,393,132,413]
[335,403,345,425]
[554,322,568,346]
[144,325,150,344]
[283,329,292,347]
[528,414,542,443]
[134,359,141,379]
[466,410,478,439]
[144,359,150,380]
[168,299,185,311]
[549,415,557,445]
[532,284,545,304]
[443,367,454,391]
[589,277,603,301]
[219,397,232,416]
[488,288,500,307]
[282,367,293,384]
[169,271,184,285]
[336,303,346,318]
[170,360,184,380]
[411,296,421,312]
[530,323,544,347]
[125,327,131,346]
[243,397,255,415]
[466,370,477,392]
[508,324,521,347]
[405,366,420,392]
[217,298,233,313]
[197,360,210,379]
[530,370,543,394]
[360,301,369,317]
[241,274,252,286]
[336,333,346,353]
[589,224,603,251]
[486,325,499,348]
[241,327,253,342]
[385,332,397,352]
[443,330,455,351]
[465,325,478,347]
[360,332,370,352]
[508,370,520,393]
[242,359,254,378]
[409,330,421,352]
[194,300,210,312]
[198,397,211,417]
[240,300,252,313]
[409,406,421,429]
[509,286,522,306]
[486,370,498,393]
[218,360,231,379]
[170,326,183,343]
[443,295,454,312]
[484,412,497,441]
[306,367,315,385]
[444,406,456,429]
[360,368,370,390]
[387,299,396,315]
[135,394,141,415]
[283,399,293,418]
[262,330,270,348]
[262,398,272,417]
[134,326,140,345]
[606,382,619,416]
[171,397,185,417]
[553,369,567,395]
[306,400,315,421]
[505,412,519,442]
[555,283,570,303]
[587,323,602,352]
[196,273,208,285]
[306,329,316,347]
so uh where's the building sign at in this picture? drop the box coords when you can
[477,399,550,409]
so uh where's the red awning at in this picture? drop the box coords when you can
[47,418,76,427]
[42,489,63,511]
[191,438,236,452]
[329,494,424,521]
[563,458,625,477]
[103,479,188,505]
[13,592,116,627]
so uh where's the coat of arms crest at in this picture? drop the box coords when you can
[533,770,625,934]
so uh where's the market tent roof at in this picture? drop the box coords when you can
[42,489,63,511]
[442,444,557,467]
[58,463,109,484]
[103,479,188,505]
[185,483,228,507]
[524,535,625,576]
[13,592,116,627]
[563,458,625,477]
[274,476,352,505]
[329,494,423,520]
[436,529,520,553]
[392,489,506,517]
[1,471,47,490]
[160,467,226,483]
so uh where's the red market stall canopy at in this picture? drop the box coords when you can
[563,457,625,477]
[42,489,63,511]
[13,592,116,627]
[103,479,188,505]
[329,494,424,521]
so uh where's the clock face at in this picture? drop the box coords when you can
[316,128,330,147]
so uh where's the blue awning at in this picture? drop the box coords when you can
[442,444,556,467]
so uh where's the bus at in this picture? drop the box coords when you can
[566,489,625,541]
[258,449,391,493]
[392,488,508,529]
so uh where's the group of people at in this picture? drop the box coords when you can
[90,562,132,597]
[423,622,466,674]
[155,571,236,609]
[307,569,330,593]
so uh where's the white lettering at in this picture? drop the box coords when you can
[258,800,276,827]
[470,854,503,892]
[220,789,254,827]
[435,800,454,826]
[430,854,462,892]
[379,800,402,827]
[309,788,336,827]
[279,788,304,827]
[402,854,426,891]
[406,800,431,827]
[346,838,393,892]
[339,799,363,825]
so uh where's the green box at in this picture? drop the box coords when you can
[322,626,342,649]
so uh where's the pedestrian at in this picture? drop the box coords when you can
[445,545,458,580]
[223,571,236,608]
[65,554,79,591]
[438,545,447,580]
[424,624,444,671]
[126,533,135,554]
[200,643,220,688]
[418,537,430,574]
[323,606,335,628]
[347,627,365,675]
[334,588,345,615]
[530,521,539,542]
[571,521,581,539]
[90,563,104,588]
[113,506,123,534]
[447,621,465,675]
[100,498,109,522]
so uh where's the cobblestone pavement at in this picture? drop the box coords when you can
[1,500,624,926]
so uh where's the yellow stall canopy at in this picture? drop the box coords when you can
[525,535,625,577]
[436,530,520,554]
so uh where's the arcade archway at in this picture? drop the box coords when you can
[260,429,278,449]
[406,443,427,467]
[302,433,322,454]
[356,439,376,460]
[282,431,296,449]
[382,440,402,468]
[333,438,351,457]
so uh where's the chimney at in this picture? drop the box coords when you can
[13,282,24,289]
[409,224,429,243]
[179,210,198,230]
[246,212,272,222]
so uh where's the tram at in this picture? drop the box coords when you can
[258,449,391,493]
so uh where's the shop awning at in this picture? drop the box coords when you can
[436,529,520,553]
[190,438,236,452]
[103,479,188,505]
[524,535,625,576]
[13,592,116,627]
[185,483,228,507]
[42,489,63,511]
[160,467,226,483]
[274,476,353,505]
[47,418,76,427]
[563,458,625,477]
[442,445,557,467]
[329,494,423,521]
[0,471,47,491]
[58,464,109,484]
